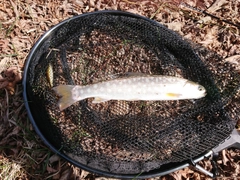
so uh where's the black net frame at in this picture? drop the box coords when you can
[23,10,240,178]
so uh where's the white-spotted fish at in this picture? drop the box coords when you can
[53,74,206,111]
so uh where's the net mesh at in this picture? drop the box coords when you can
[25,11,240,174]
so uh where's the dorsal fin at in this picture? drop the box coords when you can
[108,72,151,80]
[125,72,148,76]
[120,72,150,78]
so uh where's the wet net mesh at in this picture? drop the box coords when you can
[25,11,240,174]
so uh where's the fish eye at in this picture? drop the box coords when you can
[198,85,204,91]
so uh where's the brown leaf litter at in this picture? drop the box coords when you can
[0,0,240,179]
[0,66,22,95]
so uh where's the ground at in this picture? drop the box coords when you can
[0,0,240,179]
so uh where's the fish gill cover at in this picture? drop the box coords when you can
[25,11,240,174]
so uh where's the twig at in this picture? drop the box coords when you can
[180,2,240,29]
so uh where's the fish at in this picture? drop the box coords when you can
[46,63,53,87]
[53,74,207,111]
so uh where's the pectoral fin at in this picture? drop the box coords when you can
[165,93,182,98]
[92,97,110,103]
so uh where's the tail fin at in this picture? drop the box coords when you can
[53,85,78,111]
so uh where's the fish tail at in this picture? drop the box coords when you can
[53,85,78,111]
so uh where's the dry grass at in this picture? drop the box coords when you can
[0,0,240,179]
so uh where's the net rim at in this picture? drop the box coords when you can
[22,10,217,178]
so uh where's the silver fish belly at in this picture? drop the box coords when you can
[53,75,206,111]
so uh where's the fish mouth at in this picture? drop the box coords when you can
[201,91,207,98]
[196,91,207,99]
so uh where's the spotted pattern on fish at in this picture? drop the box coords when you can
[53,74,207,111]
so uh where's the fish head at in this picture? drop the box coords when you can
[181,81,207,99]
